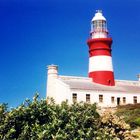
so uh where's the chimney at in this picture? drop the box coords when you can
[46,65,58,99]
[47,65,58,78]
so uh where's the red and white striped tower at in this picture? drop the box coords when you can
[87,10,115,86]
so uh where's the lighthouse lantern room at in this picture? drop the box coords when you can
[91,10,108,39]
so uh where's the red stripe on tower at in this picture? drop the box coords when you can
[87,10,115,86]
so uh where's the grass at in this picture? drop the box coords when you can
[115,103,140,129]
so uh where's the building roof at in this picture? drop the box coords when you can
[59,75,140,93]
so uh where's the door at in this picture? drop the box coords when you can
[117,97,120,106]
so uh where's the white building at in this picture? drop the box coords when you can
[47,65,140,107]
[46,10,140,107]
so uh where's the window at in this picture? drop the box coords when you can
[133,96,137,104]
[94,21,102,30]
[111,96,115,103]
[72,93,77,103]
[123,97,126,104]
[99,95,103,103]
[86,94,90,103]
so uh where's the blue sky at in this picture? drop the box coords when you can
[0,0,140,107]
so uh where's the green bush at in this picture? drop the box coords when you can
[0,95,135,140]
[134,118,140,126]
[115,104,140,129]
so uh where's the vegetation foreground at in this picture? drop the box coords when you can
[0,95,137,140]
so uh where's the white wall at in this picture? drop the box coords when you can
[69,89,140,107]
[54,79,71,104]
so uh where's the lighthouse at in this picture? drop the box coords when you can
[87,10,115,86]
[46,10,140,106]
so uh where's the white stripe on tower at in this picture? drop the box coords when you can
[89,55,113,72]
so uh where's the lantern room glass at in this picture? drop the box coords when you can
[91,20,107,32]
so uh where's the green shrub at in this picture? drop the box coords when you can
[0,95,136,140]
[115,104,140,129]
[134,118,140,126]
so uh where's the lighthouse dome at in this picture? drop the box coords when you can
[92,10,106,21]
